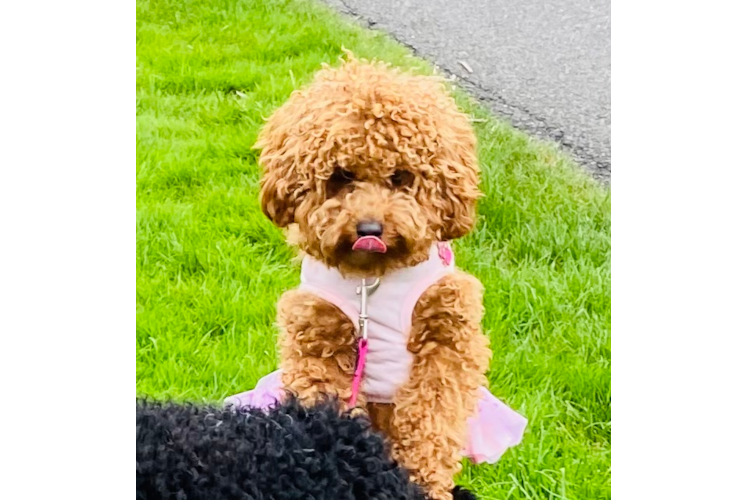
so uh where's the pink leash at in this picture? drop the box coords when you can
[348,278,380,407]
[348,338,368,406]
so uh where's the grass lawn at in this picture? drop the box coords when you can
[136,0,611,498]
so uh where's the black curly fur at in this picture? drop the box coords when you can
[451,486,478,500]
[136,397,430,500]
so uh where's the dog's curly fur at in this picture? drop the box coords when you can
[257,57,481,278]
[136,397,430,500]
[256,57,493,500]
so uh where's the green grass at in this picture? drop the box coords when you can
[136,0,611,498]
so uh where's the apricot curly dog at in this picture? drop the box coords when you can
[226,56,526,500]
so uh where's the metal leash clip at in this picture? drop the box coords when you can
[356,278,380,340]
[349,278,380,406]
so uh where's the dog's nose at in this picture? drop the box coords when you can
[356,220,383,238]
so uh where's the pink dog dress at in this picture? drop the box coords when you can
[225,243,527,463]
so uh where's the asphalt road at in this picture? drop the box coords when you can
[322,0,611,182]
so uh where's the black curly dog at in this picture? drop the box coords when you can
[136,397,477,500]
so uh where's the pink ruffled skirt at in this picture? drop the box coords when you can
[224,370,527,464]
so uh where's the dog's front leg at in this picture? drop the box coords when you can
[276,289,361,407]
[390,272,491,500]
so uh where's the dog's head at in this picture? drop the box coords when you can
[256,58,480,277]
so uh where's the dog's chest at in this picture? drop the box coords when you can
[299,243,455,402]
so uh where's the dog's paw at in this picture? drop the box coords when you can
[348,404,370,418]
[452,485,478,500]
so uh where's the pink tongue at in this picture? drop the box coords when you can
[352,235,387,253]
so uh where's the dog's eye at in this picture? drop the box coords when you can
[327,168,356,198]
[330,168,356,183]
[390,170,414,189]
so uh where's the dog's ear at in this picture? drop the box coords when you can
[258,155,301,228]
[255,104,305,228]
[434,135,482,241]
